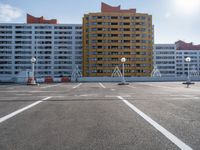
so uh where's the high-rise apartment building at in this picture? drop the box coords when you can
[0,14,82,82]
[83,3,154,77]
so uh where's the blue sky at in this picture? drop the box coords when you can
[0,0,200,44]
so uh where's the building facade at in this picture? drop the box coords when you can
[153,44,176,77]
[83,3,154,77]
[154,41,200,77]
[0,14,82,81]
[175,41,200,77]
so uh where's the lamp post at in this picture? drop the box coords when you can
[185,57,191,82]
[118,57,129,85]
[30,57,36,85]
[182,57,194,88]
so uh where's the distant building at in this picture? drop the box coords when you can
[153,44,176,77]
[0,14,82,82]
[82,2,154,77]
[154,41,200,77]
[175,41,200,77]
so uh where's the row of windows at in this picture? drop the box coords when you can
[158,66,175,69]
[54,66,72,69]
[87,51,150,55]
[54,51,72,54]
[54,56,72,59]
[88,57,150,62]
[90,40,151,44]
[89,45,152,50]
[9,46,82,50]
[160,71,175,74]
[155,47,175,50]
[87,69,150,73]
[0,40,82,45]
[0,25,82,29]
[0,66,12,69]
[156,56,175,59]
[89,33,151,38]
[177,60,198,63]
[88,16,148,20]
[0,51,12,54]
[0,71,12,74]
[89,27,149,32]
[156,61,175,64]
[155,51,175,54]
[88,64,151,67]
[89,22,148,26]
[0,36,82,39]
[176,56,198,59]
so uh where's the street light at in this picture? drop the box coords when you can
[118,57,129,85]
[185,57,191,82]
[182,57,194,88]
[30,57,37,85]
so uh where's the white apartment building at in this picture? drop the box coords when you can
[0,23,82,81]
[176,50,200,77]
[153,44,176,77]
[154,41,200,77]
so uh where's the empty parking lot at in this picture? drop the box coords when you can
[0,82,199,150]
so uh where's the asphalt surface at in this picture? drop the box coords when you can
[0,82,200,150]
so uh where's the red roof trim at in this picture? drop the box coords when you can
[101,2,136,13]
[27,14,57,24]
[176,40,200,50]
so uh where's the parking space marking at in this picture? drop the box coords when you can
[118,96,193,150]
[169,95,199,100]
[15,94,32,96]
[40,83,62,89]
[0,90,57,93]
[37,96,64,98]
[127,85,136,88]
[72,83,82,89]
[7,87,15,90]
[136,83,183,89]
[0,97,51,123]
[99,83,106,88]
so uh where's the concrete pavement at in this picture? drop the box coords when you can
[0,82,199,150]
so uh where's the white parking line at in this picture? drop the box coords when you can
[37,96,64,98]
[118,96,193,150]
[99,83,106,88]
[15,94,32,96]
[0,97,51,123]
[0,91,57,93]
[169,95,199,100]
[73,83,82,89]
[40,83,62,89]
[127,85,136,88]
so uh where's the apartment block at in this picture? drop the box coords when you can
[83,3,154,77]
[176,41,200,77]
[153,44,176,77]
[0,14,82,81]
[154,41,200,77]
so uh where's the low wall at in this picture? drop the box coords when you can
[1,76,200,83]
[78,77,200,82]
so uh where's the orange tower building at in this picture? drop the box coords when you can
[83,3,154,77]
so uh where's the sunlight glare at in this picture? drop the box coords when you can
[173,0,200,16]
